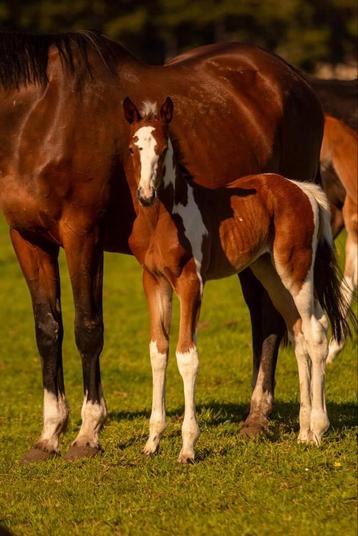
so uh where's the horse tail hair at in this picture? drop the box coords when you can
[293,181,355,343]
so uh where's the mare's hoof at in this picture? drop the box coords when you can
[64,444,102,461]
[21,446,58,464]
[239,419,269,439]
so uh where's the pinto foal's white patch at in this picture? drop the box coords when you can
[134,126,158,197]
[162,140,208,292]
[173,185,208,292]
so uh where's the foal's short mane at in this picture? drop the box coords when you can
[140,101,158,119]
[0,30,119,89]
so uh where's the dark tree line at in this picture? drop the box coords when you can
[0,0,356,70]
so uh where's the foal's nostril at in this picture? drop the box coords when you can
[137,188,156,207]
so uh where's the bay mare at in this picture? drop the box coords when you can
[123,97,348,462]
[0,31,323,462]
[320,115,358,362]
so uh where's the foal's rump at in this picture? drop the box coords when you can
[225,173,352,342]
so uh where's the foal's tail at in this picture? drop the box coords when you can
[295,182,354,342]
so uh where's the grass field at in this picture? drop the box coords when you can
[0,215,356,536]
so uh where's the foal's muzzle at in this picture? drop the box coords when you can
[137,187,157,207]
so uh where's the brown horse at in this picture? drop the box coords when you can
[0,31,323,462]
[320,115,358,362]
[123,97,348,462]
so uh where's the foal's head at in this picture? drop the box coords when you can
[123,97,173,207]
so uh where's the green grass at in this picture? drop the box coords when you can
[0,215,356,536]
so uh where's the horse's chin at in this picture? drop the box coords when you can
[138,191,157,207]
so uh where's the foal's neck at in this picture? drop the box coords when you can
[160,137,192,207]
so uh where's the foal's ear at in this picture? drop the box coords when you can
[160,97,174,123]
[123,97,140,124]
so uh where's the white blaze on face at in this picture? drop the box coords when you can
[134,126,158,198]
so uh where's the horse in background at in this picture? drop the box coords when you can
[320,115,358,362]
[123,97,349,462]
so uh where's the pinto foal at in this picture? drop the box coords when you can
[123,97,348,463]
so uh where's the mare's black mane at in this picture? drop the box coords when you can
[0,30,118,89]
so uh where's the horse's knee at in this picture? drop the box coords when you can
[34,303,63,357]
[75,315,103,358]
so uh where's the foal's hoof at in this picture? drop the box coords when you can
[177,450,195,464]
[64,444,102,461]
[239,419,269,439]
[298,431,321,446]
[21,446,58,464]
[143,444,158,457]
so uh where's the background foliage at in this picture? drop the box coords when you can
[0,0,356,69]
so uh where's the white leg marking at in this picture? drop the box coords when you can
[293,332,312,442]
[73,389,107,447]
[176,346,200,463]
[294,283,329,445]
[250,365,273,418]
[144,340,168,455]
[40,390,69,452]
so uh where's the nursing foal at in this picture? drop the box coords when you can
[123,97,348,463]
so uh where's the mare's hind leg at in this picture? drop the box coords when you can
[142,270,173,456]
[10,229,68,462]
[327,198,357,362]
[63,229,106,460]
[250,256,312,442]
[239,269,285,437]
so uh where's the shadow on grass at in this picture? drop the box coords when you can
[0,525,13,536]
[110,399,357,447]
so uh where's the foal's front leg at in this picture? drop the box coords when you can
[175,265,202,464]
[143,270,173,455]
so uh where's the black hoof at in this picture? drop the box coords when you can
[21,446,59,464]
[239,418,269,439]
[64,444,102,461]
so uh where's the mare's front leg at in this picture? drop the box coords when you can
[10,229,68,462]
[175,263,202,464]
[143,270,173,455]
[63,228,106,460]
[239,269,285,437]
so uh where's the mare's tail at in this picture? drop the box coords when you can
[294,182,355,342]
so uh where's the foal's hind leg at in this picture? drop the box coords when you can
[291,285,329,444]
[10,229,68,462]
[142,270,173,455]
[63,229,106,460]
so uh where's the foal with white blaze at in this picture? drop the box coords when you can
[123,97,349,463]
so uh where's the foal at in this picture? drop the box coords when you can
[123,97,348,463]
